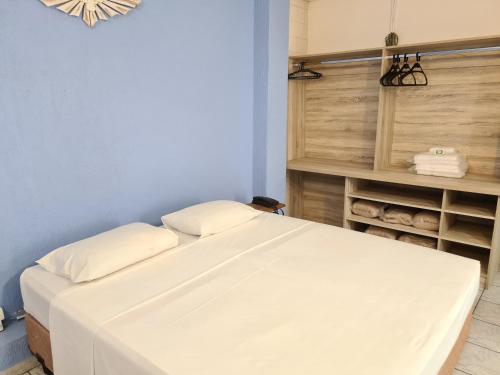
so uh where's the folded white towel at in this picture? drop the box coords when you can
[415,161,469,173]
[416,169,466,179]
[429,147,456,155]
[414,152,466,165]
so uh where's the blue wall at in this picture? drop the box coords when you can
[253,0,270,196]
[253,0,290,200]
[0,0,259,318]
[264,0,289,199]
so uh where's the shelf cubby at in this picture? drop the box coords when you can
[287,170,346,227]
[348,181,442,211]
[443,190,497,220]
[440,214,493,249]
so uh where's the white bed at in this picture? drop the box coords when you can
[21,214,479,375]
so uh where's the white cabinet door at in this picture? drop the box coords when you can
[395,0,500,45]
[307,0,391,54]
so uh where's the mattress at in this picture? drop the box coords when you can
[21,214,479,375]
[20,228,198,329]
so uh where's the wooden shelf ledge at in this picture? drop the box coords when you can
[441,222,493,249]
[287,158,500,196]
[444,200,497,220]
[349,186,442,211]
[347,214,440,239]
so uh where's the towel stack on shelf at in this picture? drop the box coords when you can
[413,147,468,178]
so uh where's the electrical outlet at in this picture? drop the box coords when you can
[15,309,26,320]
[0,307,5,332]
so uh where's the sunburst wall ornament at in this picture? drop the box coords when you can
[40,0,141,28]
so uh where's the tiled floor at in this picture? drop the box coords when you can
[8,274,500,375]
[454,273,500,375]
[20,366,44,375]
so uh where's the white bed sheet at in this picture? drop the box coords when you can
[21,265,73,329]
[20,228,198,329]
[22,214,479,375]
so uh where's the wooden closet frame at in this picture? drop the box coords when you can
[287,35,500,289]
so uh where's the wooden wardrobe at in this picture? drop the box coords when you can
[287,35,500,288]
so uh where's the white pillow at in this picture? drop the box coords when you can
[37,223,179,283]
[161,200,262,237]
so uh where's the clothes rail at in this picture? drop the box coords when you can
[319,46,500,65]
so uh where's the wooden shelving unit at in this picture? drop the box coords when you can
[343,181,497,287]
[286,35,500,288]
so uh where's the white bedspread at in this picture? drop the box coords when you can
[48,214,479,375]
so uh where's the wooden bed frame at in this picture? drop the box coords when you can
[26,311,472,375]
[26,315,53,375]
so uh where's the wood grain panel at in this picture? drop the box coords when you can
[301,173,345,226]
[303,61,380,166]
[287,170,304,218]
[490,197,500,281]
[375,48,398,169]
[288,62,306,161]
[389,52,500,178]
[26,314,53,373]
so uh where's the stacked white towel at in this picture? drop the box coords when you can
[413,148,468,178]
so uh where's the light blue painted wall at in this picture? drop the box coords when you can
[0,0,256,318]
[0,320,31,371]
[253,0,270,196]
[253,0,290,201]
[265,0,290,199]
[0,0,290,369]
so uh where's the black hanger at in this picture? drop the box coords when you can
[380,52,428,87]
[388,54,404,86]
[380,55,401,86]
[398,53,416,86]
[399,52,428,86]
[288,63,322,80]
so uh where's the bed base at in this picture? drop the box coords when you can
[439,311,472,374]
[26,312,472,375]
[26,314,53,374]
